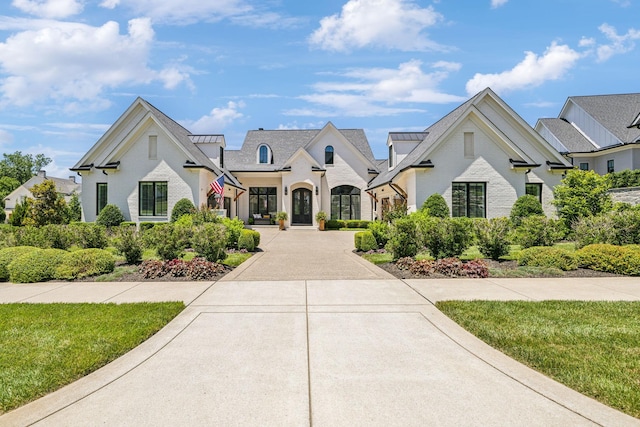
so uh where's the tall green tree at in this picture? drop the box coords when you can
[0,151,52,184]
[0,176,20,207]
[66,193,82,223]
[553,169,612,227]
[23,180,68,226]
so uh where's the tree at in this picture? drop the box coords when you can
[0,151,51,184]
[553,170,612,227]
[420,193,450,218]
[9,199,29,226]
[66,193,82,223]
[23,179,68,226]
[0,176,20,208]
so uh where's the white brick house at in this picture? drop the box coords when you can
[367,88,573,219]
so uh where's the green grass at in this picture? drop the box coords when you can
[437,300,640,418]
[488,266,564,278]
[0,302,184,413]
[222,252,252,267]
[360,252,393,264]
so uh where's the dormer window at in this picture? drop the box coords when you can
[258,144,273,164]
[220,146,224,168]
[388,144,393,168]
[325,145,334,165]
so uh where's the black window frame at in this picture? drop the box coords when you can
[388,145,393,168]
[249,187,277,216]
[96,182,107,215]
[325,145,334,165]
[579,162,589,171]
[452,182,486,218]
[220,146,224,168]
[607,159,615,173]
[330,185,361,220]
[525,183,543,203]
[139,181,168,217]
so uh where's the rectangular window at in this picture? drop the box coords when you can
[579,162,589,171]
[388,145,393,168]
[607,159,615,173]
[139,182,167,216]
[249,187,277,216]
[525,183,543,203]
[96,183,107,214]
[464,132,474,158]
[148,135,157,160]
[452,182,486,218]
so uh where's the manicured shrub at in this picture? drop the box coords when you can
[96,204,126,227]
[407,257,489,278]
[67,223,108,249]
[54,248,115,280]
[251,230,260,248]
[170,198,196,222]
[510,195,544,227]
[41,224,73,249]
[576,244,640,276]
[386,216,420,260]
[368,220,390,248]
[238,229,255,252]
[326,219,346,230]
[139,222,157,232]
[609,168,640,189]
[420,193,450,218]
[513,215,565,248]
[0,225,16,249]
[14,226,49,248]
[145,223,187,261]
[354,231,377,252]
[573,210,640,248]
[121,221,136,228]
[474,217,511,260]
[354,231,363,250]
[112,225,143,264]
[0,246,40,281]
[8,248,67,283]
[517,246,578,271]
[418,215,474,259]
[221,217,245,248]
[191,223,227,262]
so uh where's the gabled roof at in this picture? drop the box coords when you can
[562,93,640,145]
[71,98,243,189]
[224,123,376,172]
[536,118,596,153]
[6,173,80,202]
[368,88,571,190]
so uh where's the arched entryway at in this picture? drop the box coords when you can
[291,188,312,224]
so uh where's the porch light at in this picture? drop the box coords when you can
[315,186,318,195]
[284,186,288,195]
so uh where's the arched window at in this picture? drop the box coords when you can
[325,145,334,165]
[258,145,271,164]
[331,185,361,220]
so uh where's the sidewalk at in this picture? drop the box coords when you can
[1,229,639,425]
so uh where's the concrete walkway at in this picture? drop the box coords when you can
[1,228,639,426]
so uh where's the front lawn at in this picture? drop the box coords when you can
[0,302,184,413]
[437,300,640,418]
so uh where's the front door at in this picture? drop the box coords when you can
[292,188,312,224]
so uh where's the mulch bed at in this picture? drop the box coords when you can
[376,259,623,280]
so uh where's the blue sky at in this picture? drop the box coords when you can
[0,0,638,177]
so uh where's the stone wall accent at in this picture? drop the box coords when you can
[609,187,640,205]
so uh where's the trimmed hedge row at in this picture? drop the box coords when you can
[517,246,578,271]
[327,219,372,230]
[576,244,640,276]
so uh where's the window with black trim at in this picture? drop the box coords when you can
[96,183,107,215]
[388,145,393,168]
[220,146,224,168]
[139,182,167,216]
[249,187,277,216]
[452,182,485,218]
[325,145,334,165]
[525,183,542,203]
[331,185,361,220]
[579,162,589,171]
[607,159,615,173]
[258,145,273,164]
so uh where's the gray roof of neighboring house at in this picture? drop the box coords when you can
[368,93,479,189]
[140,99,244,189]
[567,93,640,145]
[224,126,375,172]
[537,118,596,153]
[12,173,80,197]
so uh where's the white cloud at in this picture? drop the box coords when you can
[277,121,325,130]
[0,18,191,109]
[12,0,83,19]
[187,101,245,134]
[595,24,640,62]
[491,0,508,8]
[0,129,14,145]
[465,42,581,95]
[287,60,465,117]
[309,0,446,52]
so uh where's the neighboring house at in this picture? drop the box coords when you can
[71,98,244,223]
[4,170,80,219]
[535,93,640,175]
[367,88,573,219]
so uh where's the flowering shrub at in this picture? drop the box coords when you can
[409,259,434,276]
[403,257,489,278]
[139,258,226,280]
[433,257,463,277]
[461,259,490,278]
[396,256,416,270]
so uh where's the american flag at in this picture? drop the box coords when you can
[210,175,224,196]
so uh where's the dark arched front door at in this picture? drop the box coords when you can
[292,188,312,224]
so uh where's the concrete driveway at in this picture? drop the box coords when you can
[1,228,639,426]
